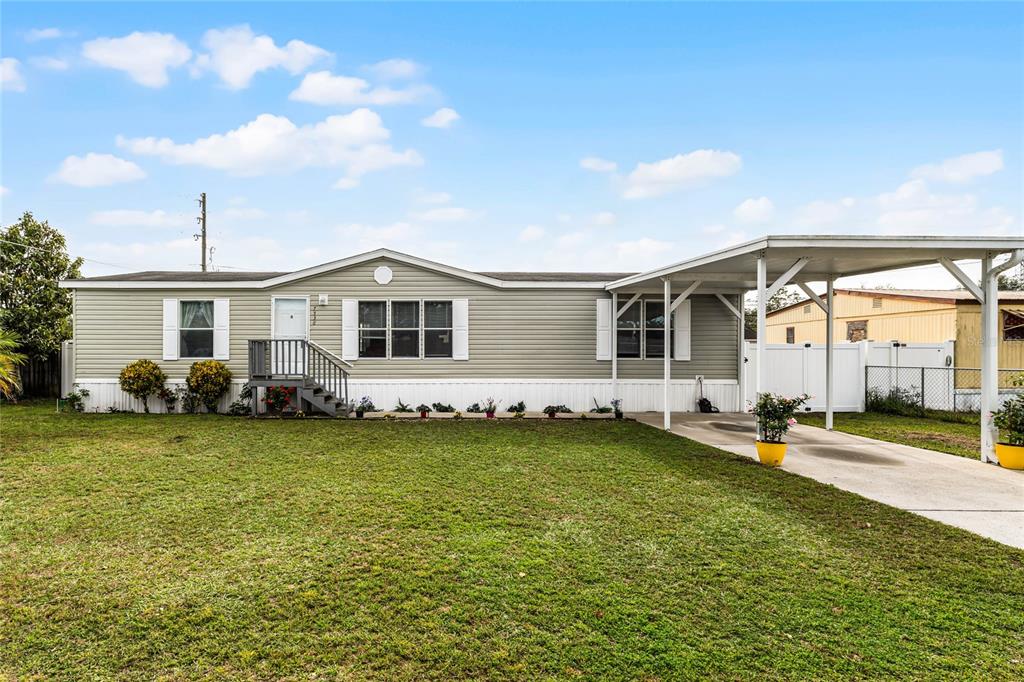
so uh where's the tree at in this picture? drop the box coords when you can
[0,212,83,359]
[998,272,1024,291]
[744,286,804,338]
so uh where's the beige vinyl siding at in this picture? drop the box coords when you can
[955,302,1024,374]
[72,258,739,381]
[765,292,957,344]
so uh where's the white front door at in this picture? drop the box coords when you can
[272,297,308,374]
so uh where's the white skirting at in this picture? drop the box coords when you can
[71,377,739,414]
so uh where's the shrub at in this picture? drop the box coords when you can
[118,359,167,413]
[186,360,232,413]
[752,393,809,443]
[993,395,1024,446]
[62,386,90,413]
[177,386,202,414]
[865,386,924,417]
[506,400,526,413]
[263,385,294,412]
[432,401,455,413]
[227,383,253,416]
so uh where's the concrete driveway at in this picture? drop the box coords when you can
[633,412,1024,549]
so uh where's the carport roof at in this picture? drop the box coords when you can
[606,235,1024,290]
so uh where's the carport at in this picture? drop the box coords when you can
[607,235,1024,463]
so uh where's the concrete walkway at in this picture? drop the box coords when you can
[633,412,1024,549]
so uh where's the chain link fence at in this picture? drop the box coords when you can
[865,365,1024,413]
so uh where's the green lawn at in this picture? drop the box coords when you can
[800,411,981,459]
[2,402,1022,680]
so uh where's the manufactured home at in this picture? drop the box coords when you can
[60,248,743,414]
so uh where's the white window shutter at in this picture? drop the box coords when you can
[341,299,358,361]
[452,298,469,360]
[595,298,612,360]
[673,299,691,361]
[162,299,179,361]
[213,299,230,360]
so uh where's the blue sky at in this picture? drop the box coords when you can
[1,2,1022,286]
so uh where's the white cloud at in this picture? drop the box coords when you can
[911,150,1004,184]
[875,179,1012,234]
[51,153,146,187]
[364,58,424,80]
[518,225,546,242]
[614,237,673,263]
[29,56,69,71]
[82,32,191,87]
[2,58,26,92]
[556,231,588,249]
[26,28,66,42]
[702,224,726,235]
[0,186,9,196]
[795,197,856,227]
[623,149,742,199]
[89,209,188,228]
[580,156,617,173]
[191,25,329,90]
[117,109,422,188]
[733,196,775,224]
[591,211,617,226]
[414,190,452,205]
[421,107,460,129]
[289,70,431,106]
[219,207,269,222]
[410,206,478,222]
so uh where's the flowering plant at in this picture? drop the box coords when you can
[752,393,809,443]
[993,395,1024,446]
[357,396,376,412]
[481,397,499,414]
[263,385,295,412]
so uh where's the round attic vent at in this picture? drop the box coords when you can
[373,265,393,285]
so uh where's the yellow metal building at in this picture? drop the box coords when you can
[765,288,1024,370]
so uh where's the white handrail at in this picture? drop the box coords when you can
[307,340,354,368]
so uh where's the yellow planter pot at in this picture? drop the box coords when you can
[995,443,1024,470]
[755,441,787,467]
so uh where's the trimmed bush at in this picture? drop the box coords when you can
[186,360,232,413]
[118,359,167,413]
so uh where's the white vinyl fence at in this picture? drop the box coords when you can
[744,340,954,412]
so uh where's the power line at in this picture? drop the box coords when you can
[0,236,137,272]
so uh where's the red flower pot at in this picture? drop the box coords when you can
[420,411,428,419]
[547,412,556,419]
[486,411,495,419]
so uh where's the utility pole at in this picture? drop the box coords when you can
[194,192,207,272]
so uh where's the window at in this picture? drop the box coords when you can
[356,299,453,359]
[358,301,387,358]
[391,301,420,358]
[424,301,453,358]
[180,300,214,358]
[616,299,673,359]
[1003,311,1024,341]
[645,301,666,358]
[786,327,795,344]
[616,301,641,358]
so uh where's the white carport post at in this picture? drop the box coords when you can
[611,290,618,401]
[825,278,835,430]
[663,277,671,430]
[755,254,767,438]
[981,254,998,463]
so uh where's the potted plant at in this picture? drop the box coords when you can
[355,396,374,419]
[543,405,560,419]
[751,392,809,466]
[482,397,498,419]
[417,403,431,419]
[506,400,526,414]
[992,395,1024,469]
[612,398,623,419]
[394,398,414,413]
